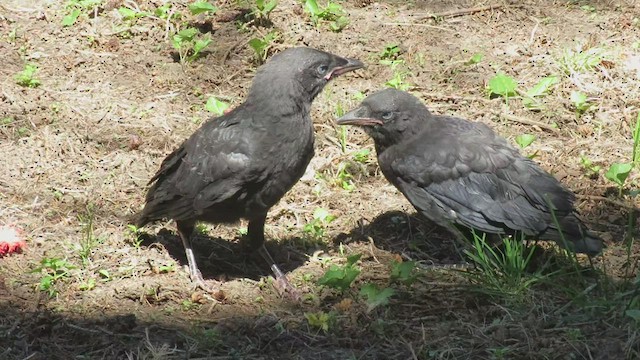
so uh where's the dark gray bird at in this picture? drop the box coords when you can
[337,89,603,255]
[134,47,363,294]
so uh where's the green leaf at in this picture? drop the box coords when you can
[570,91,590,112]
[360,283,395,312]
[62,9,81,27]
[604,163,633,187]
[465,53,483,65]
[390,260,417,285]
[305,312,331,332]
[627,309,640,321]
[515,134,536,149]
[205,97,230,116]
[118,7,136,19]
[264,0,278,13]
[304,0,320,16]
[632,112,640,163]
[526,76,559,98]
[174,28,199,44]
[318,257,361,291]
[192,37,212,54]
[329,16,349,32]
[488,73,518,97]
[189,1,217,15]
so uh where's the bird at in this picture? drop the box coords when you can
[133,47,364,295]
[336,88,603,256]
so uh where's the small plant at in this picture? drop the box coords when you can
[118,6,150,22]
[385,69,411,91]
[303,0,349,32]
[463,231,543,301]
[352,148,371,164]
[15,64,41,88]
[33,257,76,297]
[126,224,144,249]
[570,91,591,113]
[318,254,361,291]
[557,47,605,75]
[252,0,278,24]
[188,1,217,15]
[390,260,418,286]
[205,96,230,116]
[360,283,395,312]
[336,162,355,191]
[515,134,538,159]
[62,0,103,27]
[172,28,212,64]
[604,114,639,197]
[580,155,601,178]
[522,75,559,109]
[304,311,333,332]
[248,31,278,63]
[77,204,102,266]
[464,52,483,66]
[488,73,517,102]
[379,44,402,65]
[303,207,336,241]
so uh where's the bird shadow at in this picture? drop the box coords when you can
[138,228,310,282]
[337,210,467,266]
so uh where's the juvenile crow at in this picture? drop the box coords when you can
[134,47,363,294]
[337,89,603,255]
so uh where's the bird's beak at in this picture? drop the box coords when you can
[336,107,383,126]
[325,57,365,80]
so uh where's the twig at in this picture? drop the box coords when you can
[492,110,560,133]
[382,23,455,32]
[576,194,636,210]
[427,4,504,19]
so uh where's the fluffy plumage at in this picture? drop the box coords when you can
[134,47,363,292]
[337,89,603,255]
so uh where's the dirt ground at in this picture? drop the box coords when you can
[2,0,640,359]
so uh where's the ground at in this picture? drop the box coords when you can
[1,0,640,359]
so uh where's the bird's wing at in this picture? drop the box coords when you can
[386,121,572,235]
[144,112,267,218]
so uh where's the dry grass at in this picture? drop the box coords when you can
[1,0,640,359]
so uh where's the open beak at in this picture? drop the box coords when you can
[325,58,365,80]
[336,107,383,126]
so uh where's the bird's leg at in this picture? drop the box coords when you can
[176,220,208,290]
[247,216,300,300]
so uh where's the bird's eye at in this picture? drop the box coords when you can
[381,112,393,120]
[317,65,329,75]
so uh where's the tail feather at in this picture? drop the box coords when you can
[543,214,604,256]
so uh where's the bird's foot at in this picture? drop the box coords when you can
[270,264,301,301]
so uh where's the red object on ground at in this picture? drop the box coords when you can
[0,225,26,257]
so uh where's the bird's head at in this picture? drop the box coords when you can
[250,47,364,104]
[337,89,431,150]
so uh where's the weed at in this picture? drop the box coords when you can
[318,253,361,291]
[15,63,41,88]
[604,112,640,196]
[248,31,279,64]
[390,260,417,286]
[33,257,76,297]
[515,134,538,159]
[304,311,333,332]
[188,1,217,15]
[62,0,103,27]
[487,73,517,103]
[352,148,371,164]
[118,6,150,22]
[252,0,278,24]
[557,47,605,75]
[360,283,395,312]
[462,231,544,302]
[570,91,591,114]
[126,224,144,249]
[464,52,484,66]
[379,44,402,66]
[303,207,336,242]
[385,69,411,91]
[205,96,230,116]
[78,278,96,291]
[303,0,349,32]
[336,162,356,191]
[77,204,102,267]
[172,28,212,64]
[523,75,559,110]
[580,155,601,178]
